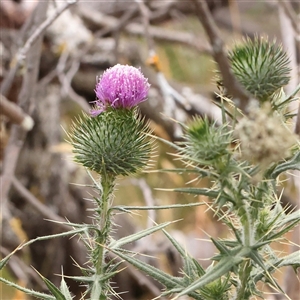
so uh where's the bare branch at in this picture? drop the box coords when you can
[192,0,251,112]
[131,178,156,228]
[18,0,77,62]
[0,94,34,130]
[0,0,77,96]
[278,0,300,35]
[135,0,154,52]
[56,49,90,112]
[78,6,211,54]
[12,177,70,231]
[1,1,49,208]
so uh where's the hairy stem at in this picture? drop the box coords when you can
[236,259,252,300]
[91,173,115,299]
[235,200,254,299]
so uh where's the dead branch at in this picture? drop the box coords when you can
[278,0,300,36]
[192,0,251,112]
[12,177,70,231]
[0,1,49,207]
[0,0,77,97]
[0,94,34,130]
[78,6,211,54]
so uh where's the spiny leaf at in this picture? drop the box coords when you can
[109,221,175,249]
[0,227,87,270]
[163,229,205,281]
[0,277,55,300]
[60,270,73,300]
[111,201,205,213]
[110,248,204,300]
[33,267,67,300]
[270,151,300,179]
[110,248,182,289]
[172,246,250,299]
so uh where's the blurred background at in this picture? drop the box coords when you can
[0,0,299,299]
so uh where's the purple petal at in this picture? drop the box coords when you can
[91,64,150,116]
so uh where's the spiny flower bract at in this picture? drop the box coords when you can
[228,37,291,102]
[91,64,150,116]
[71,108,152,176]
[179,117,231,164]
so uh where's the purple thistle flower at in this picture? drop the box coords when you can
[91,64,150,116]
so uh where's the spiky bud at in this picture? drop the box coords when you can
[179,117,231,164]
[71,108,151,176]
[228,37,291,102]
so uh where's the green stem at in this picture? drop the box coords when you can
[241,205,252,247]
[235,259,252,300]
[92,173,115,299]
[236,202,254,299]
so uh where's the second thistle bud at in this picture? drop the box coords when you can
[179,117,231,165]
[70,64,152,177]
[228,37,291,103]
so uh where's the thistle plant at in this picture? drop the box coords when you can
[68,64,153,299]
[1,40,299,300]
[104,39,300,300]
[0,64,157,300]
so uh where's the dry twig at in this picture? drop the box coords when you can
[192,0,250,112]
[278,0,300,36]
[1,1,49,212]
[0,0,77,97]
[12,177,70,231]
[78,6,211,54]
[0,94,34,130]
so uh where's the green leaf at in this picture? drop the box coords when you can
[0,227,87,277]
[61,275,94,283]
[110,248,204,300]
[273,84,300,111]
[33,267,67,300]
[112,201,205,213]
[173,246,250,299]
[162,229,205,280]
[167,187,220,198]
[111,248,182,288]
[264,214,300,244]
[252,251,300,284]
[270,151,300,179]
[249,251,284,294]
[90,277,102,300]
[211,238,231,256]
[60,272,73,300]
[0,277,55,300]
[109,221,175,249]
[162,229,188,258]
[0,252,12,270]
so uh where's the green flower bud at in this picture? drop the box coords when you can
[70,108,152,177]
[228,37,291,102]
[179,117,231,165]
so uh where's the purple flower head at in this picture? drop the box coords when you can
[91,64,150,116]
